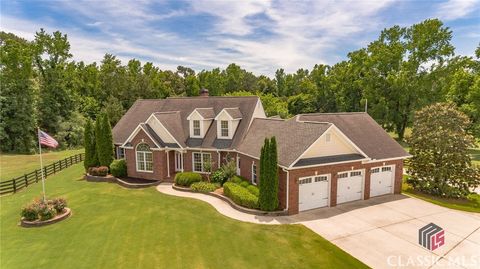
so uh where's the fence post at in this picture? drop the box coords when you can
[53,162,56,174]
[80,154,83,161]
[35,169,39,182]
[44,167,47,178]
[24,174,28,187]
[13,179,16,193]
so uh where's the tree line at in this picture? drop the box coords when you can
[1,18,479,153]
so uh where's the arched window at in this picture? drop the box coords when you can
[136,143,153,172]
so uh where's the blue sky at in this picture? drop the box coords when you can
[1,0,479,76]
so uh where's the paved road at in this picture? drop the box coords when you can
[157,184,480,269]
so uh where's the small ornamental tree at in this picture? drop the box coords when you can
[407,103,480,198]
[83,119,98,170]
[259,137,279,211]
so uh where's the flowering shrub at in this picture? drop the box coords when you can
[88,166,109,176]
[20,197,68,221]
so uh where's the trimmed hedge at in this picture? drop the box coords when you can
[239,181,250,188]
[110,159,127,177]
[190,182,220,193]
[230,175,246,184]
[223,182,259,209]
[175,172,202,187]
[246,185,260,197]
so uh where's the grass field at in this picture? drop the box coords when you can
[0,164,367,269]
[0,148,84,180]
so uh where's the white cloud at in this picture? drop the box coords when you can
[435,0,480,21]
[1,0,477,76]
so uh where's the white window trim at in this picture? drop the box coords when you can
[251,162,257,185]
[192,152,212,173]
[220,120,229,138]
[175,151,184,172]
[136,144,153,173]
[192,120,202,137]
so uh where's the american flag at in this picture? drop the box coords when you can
[38,130,59,148]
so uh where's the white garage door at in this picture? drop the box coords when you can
[299,175,330,211]
[370,165,394,197]
[337,170,363,204]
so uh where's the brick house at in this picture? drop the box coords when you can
[112,90,410,215]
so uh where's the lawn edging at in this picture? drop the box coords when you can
[172,184,288,216]
[84,174,160,189]
[20,207,72,228]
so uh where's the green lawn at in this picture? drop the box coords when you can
[0,148,84,180]
[0,164,368,269]
[402,177,480,213]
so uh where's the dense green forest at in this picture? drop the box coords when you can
[1,18,479,153]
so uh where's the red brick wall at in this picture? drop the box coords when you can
[286,159,404,215]
[124,129,167,181]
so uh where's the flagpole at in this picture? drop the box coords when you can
[38,128,46,201]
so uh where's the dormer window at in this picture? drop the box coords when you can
[220,120,229,137]
[193,120,201,136]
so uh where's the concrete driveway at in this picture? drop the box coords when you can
[291,195,480,269]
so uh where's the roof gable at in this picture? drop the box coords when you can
[297,113,410,160]
[237,118,331,167]
[113,96,261,149]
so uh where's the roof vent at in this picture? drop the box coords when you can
[200,88,209,97]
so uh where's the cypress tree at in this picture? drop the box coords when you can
[259,138,269,210]
[95,114,104,166]
[95,113,114,167]
[83,120,97,170]
[259,137,279,211]
[102,113,114,166]
[269,136,279,209]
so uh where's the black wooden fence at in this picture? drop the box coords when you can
[0,153,85,196]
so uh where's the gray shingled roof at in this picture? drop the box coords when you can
[224,108,243,119]
[195,108,215,119]
[297,113,410,160]
[141,123,180,148]
[293,153,366,167]
[236,118,331,167]
[153,111,186,148]
[112,96,259,149]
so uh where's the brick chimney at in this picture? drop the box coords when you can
[200,88,209,97]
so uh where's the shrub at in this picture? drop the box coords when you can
[110,159,127,177]
[239,181,250,188]
[175,172,202,187]
[221,160,237,182]
[230,175,244,184]
[21,205,38,221]
[50,198,67,213]
[246,185,260,197]
[211,170,227,184]
[38,204,57,221]
[20,197,68,221]
[190,182,219,193]
[223,182,259,209]
[88,166,109,176]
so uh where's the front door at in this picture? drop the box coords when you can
[175,152,183,171]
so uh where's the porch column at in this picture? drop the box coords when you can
[166,150,170,178]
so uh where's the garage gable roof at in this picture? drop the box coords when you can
[236,118,331,167]
[297,113,410,160]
